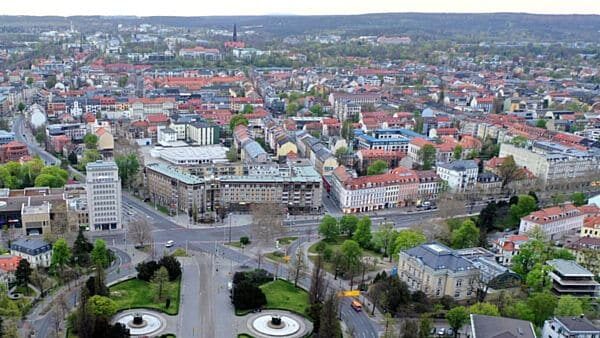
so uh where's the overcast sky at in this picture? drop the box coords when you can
[4,0,600,16]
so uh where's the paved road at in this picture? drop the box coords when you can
[13,115,60,165]
[28,247,134,338]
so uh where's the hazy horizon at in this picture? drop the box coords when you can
[3,0,600,17]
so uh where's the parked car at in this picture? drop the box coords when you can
[437,328,446,336]
[446,328,454,336]
[165,240,175,248]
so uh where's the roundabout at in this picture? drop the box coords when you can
[245,310,312,338]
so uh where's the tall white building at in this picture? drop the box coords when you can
[86,161,122,231]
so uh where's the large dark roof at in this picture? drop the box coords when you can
[404,242,475,272]
[556,317,600,333]
[10,238,52,255]
[471,315,536,338]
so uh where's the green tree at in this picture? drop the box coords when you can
[14,259,31,287]
[319,293,342,337]
[87,295,117,318]
[51,238,71,270]
[334,146,348,162]
[242,104,254,114]
[340,239,362,272]
[353,216,372,248]
[34,173,64,187]
[536,119,547,129]
[393,229,427,255]
[318,215,339,242]
[451,219,480,249]
[80,149,102,169]
[72,228,93,266]
[446,306,469,338]
[555,295,584,316]
[229,114,249,131]
[151,266,170,300]
[510,136,528,148]
[115,153,140,189]
[286,102,300,115]
[504,301,535,323]
[509,195,538,226]
[418,144,436,170]
[118,75,128,88]
[91,239,110,268]
[27,77,34,85]
[45,75,57,89]
[341,120,354,140]
[372,223,398,260]
[309,104,323,116]
[525,264,551,292]
[527,292,557,326]
[468,302,500,316]
[17,102,25,112]
[418,315,433,338]
[367,160,388,175]
[453,145,463,160]
[35,129,47,144]
[83,133,99,150]
[339,215,358,236]
[571,192,587,207]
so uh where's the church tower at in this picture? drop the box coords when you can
[233,24,238,42]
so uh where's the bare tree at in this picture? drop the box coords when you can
[52,293,68,337]
[309,255,327,304]
[128,217,152,248]
[436,193,465,219]
[290,251,306,288]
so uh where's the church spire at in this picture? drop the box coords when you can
[233,24,237,42]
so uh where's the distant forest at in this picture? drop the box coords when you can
[1,13,599,42]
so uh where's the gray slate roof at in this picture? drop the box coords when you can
[471,315,536,338]
[555,317,600,333]
[11,238,52,255]
[404,242,475,272]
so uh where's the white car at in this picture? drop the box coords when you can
[165,240,175,248]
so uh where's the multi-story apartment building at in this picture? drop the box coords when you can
[86,161,122,231]
[546,259,600,298]
[145,162,322,216]
[145,162,218,219]
[398,242,480,300]
[543,316,600,338]
[436,160,478,193]
[0,130,15,145]
[415,170,443,201]
[221,164,322,214]
[565,237,600,277]
[519,204,584,240]
[0,141,29,163]
[329,92,381,120]
[185,122,220,145]
[355,129,413,152]
[499,142,600,184]
[330,166,419,214]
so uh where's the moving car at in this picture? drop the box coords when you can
[350,299,362,312]
[165,240,175,248]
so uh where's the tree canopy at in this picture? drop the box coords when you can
[318,215,339,241]
[451,219,480,249]
[367,160,388,175]
[418,144,436,170]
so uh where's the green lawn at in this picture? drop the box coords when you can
[109,278,181,315]
[237,334,254,338]
[265,251,288,264]
[277,236,298,246]
[307,236,384,275]
[260,279,309,315]
[226,241,244,248]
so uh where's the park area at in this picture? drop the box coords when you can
[109,278,181,315]
[260,279,310,315]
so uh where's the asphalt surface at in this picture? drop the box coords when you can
[28,247,133,338]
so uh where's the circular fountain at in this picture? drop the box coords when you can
[113,311,165,336]
[251,314,301,336]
